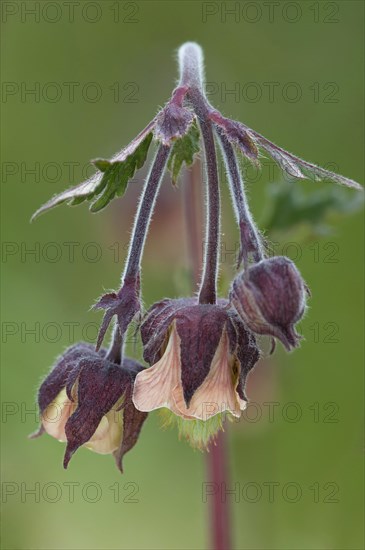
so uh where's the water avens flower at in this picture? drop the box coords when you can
[31,343,147,472]
[132,298,259,447]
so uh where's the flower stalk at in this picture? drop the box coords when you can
[184,159,232,550]
[207,432,232,550]
[217,130,264,269]
[179,43,221,305]
[122,144,170,283]
[106,324,123,364]
[195,112,221,305]
[95,144,170,358]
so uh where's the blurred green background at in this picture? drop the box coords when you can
[1,1,364,549]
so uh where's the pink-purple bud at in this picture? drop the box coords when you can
[154,102,195,146]
[230,256,309,351]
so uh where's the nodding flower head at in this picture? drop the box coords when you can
[132,298,259,449]
[231,256,309,351]
[31,343,147,472]
[31,42,361,471]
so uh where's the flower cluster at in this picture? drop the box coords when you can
[32,43,361,471]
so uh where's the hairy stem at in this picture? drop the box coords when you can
[178,42,205,91]
[179,45,220,304]
[195,103,220,305]
[179,42,263,273]
[183,159,231,550]
[123,144,170,283]
[179,42,231,550]
[103,144,170,361]
[217,130,264,269]
[207,432,232,550]
[106,324,122,363]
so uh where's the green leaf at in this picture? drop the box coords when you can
[32,119,155,220]
[93,159,111,172]
[167,122,200,185]
[69,175,110,207]
[262,181,364,235]
[90,133,153,212]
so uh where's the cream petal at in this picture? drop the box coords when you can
[43,388,124,455]
[133,323,184,416]
[173,329,245,420]
[134,323,245,422]
[42,388,76,442]
[85,409,124,455]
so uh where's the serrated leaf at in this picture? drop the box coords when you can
[89,133,153,212]
[80,133,152,213]
[167,122,200,185]
[32,119,156,221]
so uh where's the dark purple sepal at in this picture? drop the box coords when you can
[37,343,95,413]
[113,398,148,473]
[93,278,141,351]
[63,356,144,469]
[141,298,195,365]
[226,308,260,401]
[140,297,259,408]
[210,111,259,162]
[174,304,228,406]
[154,102,195,146]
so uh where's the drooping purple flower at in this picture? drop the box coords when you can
[30,41,362,472]
[132,298,259,445]
[31,343,147,472]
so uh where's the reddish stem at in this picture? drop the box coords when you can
[184,159,232,550]
[207,432,232,550]
[180,42,232,550]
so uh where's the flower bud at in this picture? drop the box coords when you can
[154,102,195,145]
[231,256,309,350]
